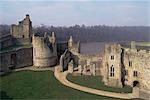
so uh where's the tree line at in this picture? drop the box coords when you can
[1,24,150,43]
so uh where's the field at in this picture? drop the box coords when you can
[67,74,132,93]
[0,71,119,100]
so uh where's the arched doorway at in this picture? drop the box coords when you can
[60,49,79,72]
[133,81,139,87]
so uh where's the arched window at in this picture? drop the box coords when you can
[110,65,114,77]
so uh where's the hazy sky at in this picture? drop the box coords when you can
[0,0,149,26]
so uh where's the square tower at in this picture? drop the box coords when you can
[11,14,32,44]
[102,43,123,87]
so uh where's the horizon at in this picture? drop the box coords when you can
[0,0,150,26]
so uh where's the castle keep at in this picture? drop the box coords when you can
[11,14,32,44]
[11,14,32,38]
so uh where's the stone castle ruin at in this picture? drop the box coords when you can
[101,42,150,99]
[101,42,150,89]
[11,14,32,44]
[0,14,150,100]
[32,32,57,67]
[0,15,33,71]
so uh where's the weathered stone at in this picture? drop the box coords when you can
[32,32,57,68]
[101,42,150,92]
[11,14,32,39]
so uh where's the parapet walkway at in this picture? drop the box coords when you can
[54,66,138,99]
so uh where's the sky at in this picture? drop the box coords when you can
[0,0,150,26]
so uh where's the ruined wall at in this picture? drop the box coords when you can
[57,42,68,58]
[60,50,73,71]
[77,55,101,76]
[11,25,19,38]
[32,33,57,68]
[101,42,150,92]
[139,89,150,100]
[101,44,122,87]
[67,36,101,76]
[0,47,33,72]
[11,14,32,44]
[123,48,150,91]
[68,36,80,54]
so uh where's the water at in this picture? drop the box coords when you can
[80,42,105,55]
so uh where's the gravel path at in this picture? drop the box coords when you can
[54,66,139,99]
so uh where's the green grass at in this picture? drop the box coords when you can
[67,74,132,93]
[0,44,32,53]
[0,71,119,100]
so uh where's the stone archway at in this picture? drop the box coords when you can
[133,81,140,87]
[60,49,79,72]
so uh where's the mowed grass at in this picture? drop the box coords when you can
[67,74,132,93]
[0,71,119,100]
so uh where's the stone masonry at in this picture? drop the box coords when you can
[32,32,57,68]
[101,42,150,99]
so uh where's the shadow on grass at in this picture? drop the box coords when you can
[0,91,13,100]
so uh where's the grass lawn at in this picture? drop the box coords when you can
[0,71,119,100]
[67,74,132,93]
[0,44,32,53]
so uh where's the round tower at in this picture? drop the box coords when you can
[32,34,57,68]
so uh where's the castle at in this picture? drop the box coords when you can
[0,15,150,99]
[101,43,150,90]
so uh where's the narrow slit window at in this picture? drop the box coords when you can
[129,61,132,67]
[111,55,114,60]
[110,65,114,77]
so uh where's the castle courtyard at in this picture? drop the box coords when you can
[0,1,150,99]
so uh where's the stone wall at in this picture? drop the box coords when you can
[101,42,150,92]
[65,36,101,76]
[60,50,72,71]
[123,48,150,91]
[11,14,32,44]
[0,47,33,72]
[139,89,150,100]
[57,42,68,58]
[76,55,101,76]
[101,44,123,87]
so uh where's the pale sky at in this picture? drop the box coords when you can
[0,0,150,26]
